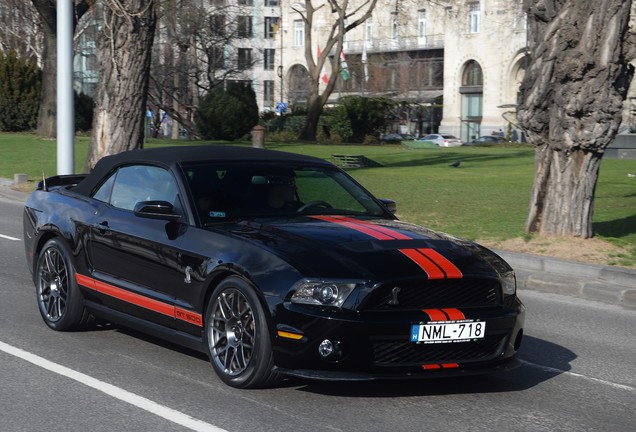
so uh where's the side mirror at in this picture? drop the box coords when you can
[134,200,181,221]
[378,198,397,214]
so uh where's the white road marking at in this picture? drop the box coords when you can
[521,359,635,392]
[0,233,20,241]
[0,340,227,432]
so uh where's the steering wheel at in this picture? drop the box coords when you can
[297,200,333,212]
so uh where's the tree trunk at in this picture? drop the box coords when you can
[526,146,602,237]
[299,94,323,142]
[518,0,635,238]
[86,0,157,170]
[31,0,57,138]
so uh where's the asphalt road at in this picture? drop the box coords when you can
[1,193,634,432]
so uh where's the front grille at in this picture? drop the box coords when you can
[362,278,501,311]
[372,335,506,367]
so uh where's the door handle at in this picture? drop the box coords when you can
[95,221,110,235]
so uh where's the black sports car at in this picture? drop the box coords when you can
[23,145,525,388]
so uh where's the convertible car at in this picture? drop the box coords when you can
[24,145,525,388]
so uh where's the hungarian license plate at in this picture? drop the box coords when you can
[410,321,486,343]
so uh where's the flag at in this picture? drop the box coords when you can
[340,50,350,81]
[317,44,329,84]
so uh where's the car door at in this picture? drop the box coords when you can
[85,164,187,329]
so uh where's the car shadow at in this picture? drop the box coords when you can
[290,336,575,396]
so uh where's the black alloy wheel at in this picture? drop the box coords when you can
[35,238,90,331]
[205,276,280,388]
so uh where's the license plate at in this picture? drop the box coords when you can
[410,321,486,343]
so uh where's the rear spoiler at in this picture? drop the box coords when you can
[37,174,88,191]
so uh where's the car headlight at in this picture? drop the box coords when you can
[470,243,517,296]
[290,279,358,307]
[500,270,517,296]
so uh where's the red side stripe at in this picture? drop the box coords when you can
[417,248,463,279]
[399,248,445,279]
[422,308,448,322]
[75,274,203,327]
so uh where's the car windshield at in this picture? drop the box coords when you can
[182,162,388,224]
[441,135,457,139]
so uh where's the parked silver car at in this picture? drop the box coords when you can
[418,134,463,147]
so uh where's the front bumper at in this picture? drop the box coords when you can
[271,297,525,381]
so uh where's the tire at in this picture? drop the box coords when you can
[204,276,280,388]
[35,238,91,331]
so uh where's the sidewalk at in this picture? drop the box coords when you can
[2,181,635,308]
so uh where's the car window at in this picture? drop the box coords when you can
[183,162,386,224]
[421,134,437,140]
[96,165,178,211]
[441,134,457,139]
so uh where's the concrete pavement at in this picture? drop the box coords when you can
[2,181,635,308]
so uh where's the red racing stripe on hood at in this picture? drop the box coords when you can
[423,308,466,322]
[311,216,463,280]
[310,215,410,240]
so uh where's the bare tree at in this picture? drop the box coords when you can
[85,0,157,170]
[295,0,378,141]
[0,1,42,63]
[147,0,265,139]
[518,0,636,238]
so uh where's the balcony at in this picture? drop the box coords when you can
[343,34,444,54]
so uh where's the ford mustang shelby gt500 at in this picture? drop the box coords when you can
[24,145,525,388]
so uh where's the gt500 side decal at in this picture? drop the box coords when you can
[75,274,203,327]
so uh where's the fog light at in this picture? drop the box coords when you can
[318,339,334,358]
[318,339,344,361]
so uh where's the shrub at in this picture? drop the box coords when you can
[0,50,41,132]
[75,92,94,132]
[196,83,259,140]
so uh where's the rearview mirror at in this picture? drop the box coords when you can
[378,198,397,214]
[133,200,181,221]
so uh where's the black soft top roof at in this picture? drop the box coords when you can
[73,145,331,196]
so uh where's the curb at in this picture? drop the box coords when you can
[497,250,636,308]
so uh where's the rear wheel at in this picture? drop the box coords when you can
[205,276,280,388]
[35,238,91,331]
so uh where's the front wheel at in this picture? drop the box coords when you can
[35,238,91,331]
[205,276,280,388]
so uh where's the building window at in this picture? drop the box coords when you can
[391,15,398,40]
[238,16,252,38]
[462,60,483,86]
[238,0,253,5]
[468,2,480,34]
[237,48,252,70]
[210,14,225,37]
[294,20,304,46]
[209,45,225,69]
[263,48,275,70]
[418,10,427,46]
[264,17,279,39]
[460,60,483,142]
[263,80,275,106]
[264,0,278,5]
[365,19,373,47]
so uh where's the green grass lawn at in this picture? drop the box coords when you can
[2,132,635,266]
